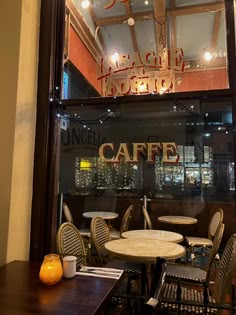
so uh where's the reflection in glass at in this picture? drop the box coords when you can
[59,97,234,202]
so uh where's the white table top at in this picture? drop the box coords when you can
[121,229,183,243]
[82,211,119,220]
[105,238,185,263]
[157,215,198,225]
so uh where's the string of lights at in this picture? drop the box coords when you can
[53,92,231,132]
[54,95,121,126]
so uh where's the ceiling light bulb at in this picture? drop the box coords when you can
[144,0,149,5]
[204,51,213,62]
[139,83,145,91]
[111,52,119,63]
[81,0,90,9]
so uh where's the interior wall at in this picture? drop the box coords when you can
[176,69,228,92]
[0,0,40,265]
[68,25,102,94]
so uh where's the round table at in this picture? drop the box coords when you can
[105,238,185,263]
[121,229,183,243]
[157,215,198,225]
[82,211,118,220]
[105,238,185,295]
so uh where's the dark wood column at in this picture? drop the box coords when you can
[30,0,65,260]
[224,0,236,207]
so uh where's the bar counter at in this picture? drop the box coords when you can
[0,260,121,315]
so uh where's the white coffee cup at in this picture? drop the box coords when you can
[62,256,76,278]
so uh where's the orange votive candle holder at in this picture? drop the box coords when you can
[39,254,63,285]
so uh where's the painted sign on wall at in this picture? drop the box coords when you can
[97,49,185,96]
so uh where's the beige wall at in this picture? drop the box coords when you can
[0,0,40,265]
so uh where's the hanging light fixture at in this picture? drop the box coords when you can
[203,51,213,62]
[81,0,91,9]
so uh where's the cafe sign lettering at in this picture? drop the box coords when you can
[97,49,185,96]
[104,0,128,10]
[99,142,179,164]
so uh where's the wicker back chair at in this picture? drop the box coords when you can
[90,216,142,275]
[185,208,224,260]
[208,208,224,240]
[62,202,91,260]
[146,233,236,315]
[110,205,134,239]
[56,222,87,268]
[142,206,153,230]
[213,233,236,303]
[166,222,225,284]
[120,205,134,234]
[90,216,111,265]
[63,202,74,223]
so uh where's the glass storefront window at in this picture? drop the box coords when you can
[59,95,234,202]
[64,0,229,97]
[58,1,236,246]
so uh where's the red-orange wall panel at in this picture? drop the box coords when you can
[176,69,228,92]
[68,26,101,94]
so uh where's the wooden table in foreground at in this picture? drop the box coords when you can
[157,215,198,225]
[0,261,122,315]
[121,229,183,243]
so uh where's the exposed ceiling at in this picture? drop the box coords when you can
[66,0,227,70]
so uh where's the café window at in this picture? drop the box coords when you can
[63,0,229,97]
[59,96,234,202]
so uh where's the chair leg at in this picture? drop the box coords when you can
[140,264,149,296]
[87,237,91,263]
[186,245,195,263]
[190,245,195,263]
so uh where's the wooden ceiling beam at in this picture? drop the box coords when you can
[153,0,166,52]
[170,0,177,86]
[95,10,153,27]
[167,1,224,17]
[210,10,222,50]
[170,0,177,53]
[95,2,224,26]
[124,1,139,53]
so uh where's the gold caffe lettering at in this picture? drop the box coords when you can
[99,142,179,164]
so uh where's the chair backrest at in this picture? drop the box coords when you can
[63,202,74,223]
[208,208,224,240]
[205,222,225,283]
[56,222,86,268]
[120,205,134,234]
[142,206,153,230]
[213,233,236,304]
[90,216,111,265]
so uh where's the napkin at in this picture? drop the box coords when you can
[76,266,123,279]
